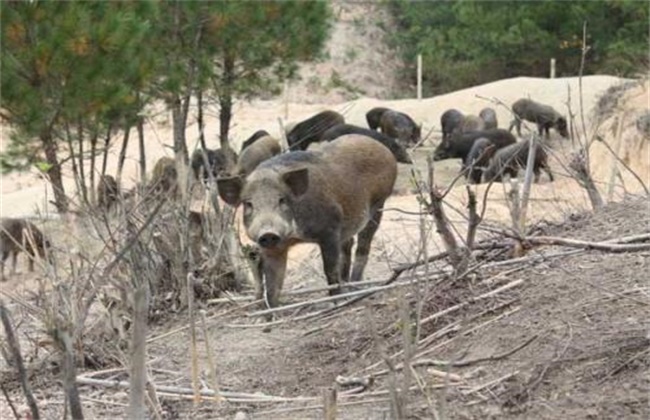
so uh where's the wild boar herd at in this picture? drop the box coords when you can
[2,98,567,314]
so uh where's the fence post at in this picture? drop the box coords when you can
[283,80,289,120]
[550,58,556,78]
[417,54,422,100]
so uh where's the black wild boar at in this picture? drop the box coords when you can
[510,98,568,139]
[97,174,119,211]
[483,139,554,183]
[1,218,51,280]
[235,135,282,177]
[320,123,412,164]
[479,107,498,130]
[366,107,391,130]
[379,110,421,147]
[440,109,464,140]
[287,110,345,151]
[190,148,236,182]
[462,137,496,184]
[460,115,486,133]
[241,130,270,152]
[217,135,397,309]
[432,128,516,162]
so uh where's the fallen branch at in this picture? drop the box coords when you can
[76,376,316,403]
[419,279,524,328]
[525,235,650,252]
[461,371,520,396]
[412,334,538,368]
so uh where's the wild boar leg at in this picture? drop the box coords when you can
[340,238,354,283]
[260,250,288,309]
[350,203,385,282]
[11,251,18,275]
[319,233,343,295]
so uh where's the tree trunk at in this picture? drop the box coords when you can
[218,54,235,154]
[101,124,112,178]
[64,122,81,201]
[197,89,207,150]
[58,328,84,420]
[171,95,190,165]
[89,130,98,206]
[116,125,131,187]
[137,117,147,184]
[76,119,88,206]
[41,130,68,213]
[128,282,149,420]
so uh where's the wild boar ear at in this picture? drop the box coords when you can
[283,167,309,197]
[217,176,244,206]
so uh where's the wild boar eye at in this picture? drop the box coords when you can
[278,197,286,205]
[243,201,253,210]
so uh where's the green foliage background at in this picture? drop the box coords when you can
[388,0,649,95]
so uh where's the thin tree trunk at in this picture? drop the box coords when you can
[58,328,84,420]
[218,54,235,154]
[101,124,112,178]
[137,117,147,184]
[77,119,88,205]
[171,96,190,165]
[89,129,98,206]
[197,89,207,150]
[116,125,132,187]
[0,301,40,420]
[64,122,81,200]
[41,130,68,213]
[128,282,149,419]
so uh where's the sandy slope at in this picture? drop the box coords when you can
[0,75,638,217]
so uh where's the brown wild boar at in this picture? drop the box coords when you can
[150,157,178,194]
[235,135,282,177]
[241,129,271,152]
[460,115,486,133]
[1,218,51,280]
[97,174,119,211]
[479,107,498,129]
[218,135,397,309]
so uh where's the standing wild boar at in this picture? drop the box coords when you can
[217,135,397,309]
[150,157,178,194]
[241,130,270,152]
[440,109,464,140]
[235,135,282,177]
[366,107,391,130]
[379,110,421,147]
[462,137,496,184]
[97,174,119,211]
[320,123,412,164]
[287,110,345,151]
[460,115,486,133]
[433,128,516,163]
[483,139,554,183]
[1,218,51,280]
[190,148,236,182]
[479,107,498,130]
[510,98,568,139]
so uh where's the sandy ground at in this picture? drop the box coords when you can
[1,75,644,218]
